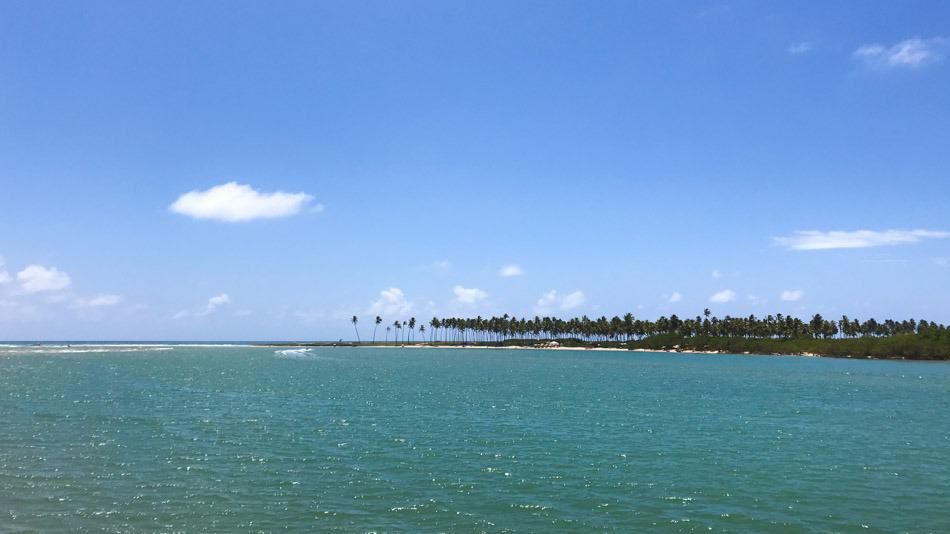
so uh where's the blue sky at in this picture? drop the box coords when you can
[2,1,949,340]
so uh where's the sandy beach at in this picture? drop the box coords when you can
[359,343,739,355]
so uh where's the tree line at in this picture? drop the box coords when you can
[351,310,947,344]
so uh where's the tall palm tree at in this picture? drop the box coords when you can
[385,326,391,343]
[393,320,401,344]
[351,315,360,343]
[419,324,426,341]
[409,317,416,342]
[373,316,382,344]
[430,318,440,342]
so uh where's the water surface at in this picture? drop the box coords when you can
[1,345,948,531]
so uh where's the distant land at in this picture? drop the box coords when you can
[259,311,950,361]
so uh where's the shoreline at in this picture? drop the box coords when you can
[260,342,831,358]
[381,344,825,357]
[257,341,942,361]
[0,342,920,361]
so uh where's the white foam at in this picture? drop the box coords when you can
[0,346,175,355]
[275,348,313,358]
[68,343,252,348]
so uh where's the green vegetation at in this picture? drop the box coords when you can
[335,311,950,360]
[626,332,950,360]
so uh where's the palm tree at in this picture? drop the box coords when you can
[393,320,401,344]
[419,324,426,341]
[373,316,382,344]
[351,315,360,343]
[385,326,391,343]
[430,318,440,342]
[409,317,417,342]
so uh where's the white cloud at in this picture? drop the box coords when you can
[75,294,123,307]
[787,41,813,55]
[668,291,682,303]
[204,293,230,313]
[774,229,950,250]
[499,264,524,277]
[854,37,949,69]
[560,291,586,310]
[170,182,314,222]
[780,290,804,302]
[453,285,487,304]
[17,265,71,293]
[368,287,413,316]
[174,293,231,319]
[709,289,736,303]
[535,290,586,313]
[535,291,559,313]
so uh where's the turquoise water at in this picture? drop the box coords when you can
[1,345,949,532]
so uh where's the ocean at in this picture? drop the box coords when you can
[1,344,948,531]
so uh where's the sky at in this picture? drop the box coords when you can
[2,1,949,340]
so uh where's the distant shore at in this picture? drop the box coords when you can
[255,341,921,360]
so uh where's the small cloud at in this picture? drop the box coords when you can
[17,264,71,293]
[774,229,950,250]
[174,293,230,319]
[499,264,524,277]
[170,182,315,222]
[561,291,586,310]
[535,290,586,313]
[787,41,813,55]
[709,289,736,303]
[534,291,558,313]
[204,293,230,313]
[780,290,803,302]
[75,294,123,307]
[711,269,721,279]
[854,37,949,69]
[453,285,487,304]
[668,291,683,303]
[368,287,413,316]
